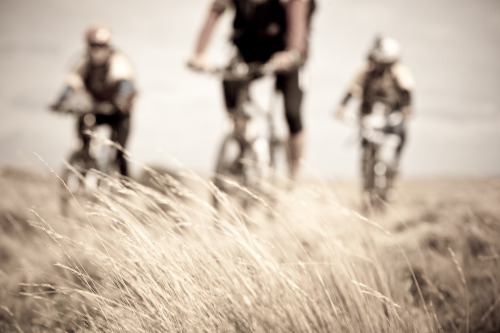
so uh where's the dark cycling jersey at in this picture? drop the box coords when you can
[64,49,136,113]
[212,0,316,63]
[342,61,414,115]
[361,66,405,115]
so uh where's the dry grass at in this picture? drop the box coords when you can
[0,165,499,332]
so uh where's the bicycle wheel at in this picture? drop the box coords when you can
[377,133,402,202]
[212,135,246,210]
[268,135,290,182]
[362,143,376,193]
[361,142,383,213]
[60,149,99,216]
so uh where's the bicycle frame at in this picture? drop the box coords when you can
[361,104,403,204]
[52,93,120,215]
[341,102,403,209]
[207,62,288,210]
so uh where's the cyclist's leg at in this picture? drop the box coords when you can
[94,112,130,177]
[385,123,406,200]
[77,114,92,159]
[222,78,250,111]
[394,122,406,170]
[361,139,383,213]
[220,76,253,172]
[111,114,131,177]
[361,138,375,192]
[276,69,305,180]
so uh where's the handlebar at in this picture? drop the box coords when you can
[195,61,275,81]
[50,101,115,116]
[335,107,404,129]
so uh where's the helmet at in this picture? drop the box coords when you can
[85,24,112,45]
[368,36,401,64]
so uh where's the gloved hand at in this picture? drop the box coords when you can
[187,54,209,72]
[268,49,303,72]
[400,106,412,119]
[49,101,65,112]
[334,105,346,121]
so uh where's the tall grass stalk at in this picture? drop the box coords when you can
[26,167,436,332]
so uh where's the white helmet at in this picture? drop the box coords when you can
[369,36,401,64]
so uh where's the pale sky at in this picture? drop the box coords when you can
[1,0,499,179]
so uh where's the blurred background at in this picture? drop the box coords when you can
[0,0,499,179]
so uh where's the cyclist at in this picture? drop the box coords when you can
[188,0,316,181]
[51,24,136,177]
[334,35,415,201]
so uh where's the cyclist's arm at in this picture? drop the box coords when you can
[65,57,88,91]
[334,64,368,119]
[340,64,369,106]
[392,62,415,118]
[107,52,136,114]
[189,1,227,68]
[268,0,311,71]
[113,80,136,114]
[399,91,412,119]
[285,0,311,57]
[51,57,88,109]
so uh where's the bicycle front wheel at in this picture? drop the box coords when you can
[60,150,99,216]
[211,136,245,207]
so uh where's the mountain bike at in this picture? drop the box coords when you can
[341,102,404,212]
[51,92,120,216]
[203,61,289,213]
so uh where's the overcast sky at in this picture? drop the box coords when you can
[1,0,499,179]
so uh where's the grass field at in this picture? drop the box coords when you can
[0,166,499,332]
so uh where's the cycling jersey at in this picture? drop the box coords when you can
[65,50,136,112]
[346,61,414,114]
[211,0,315,62]
[60,49,136,177]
